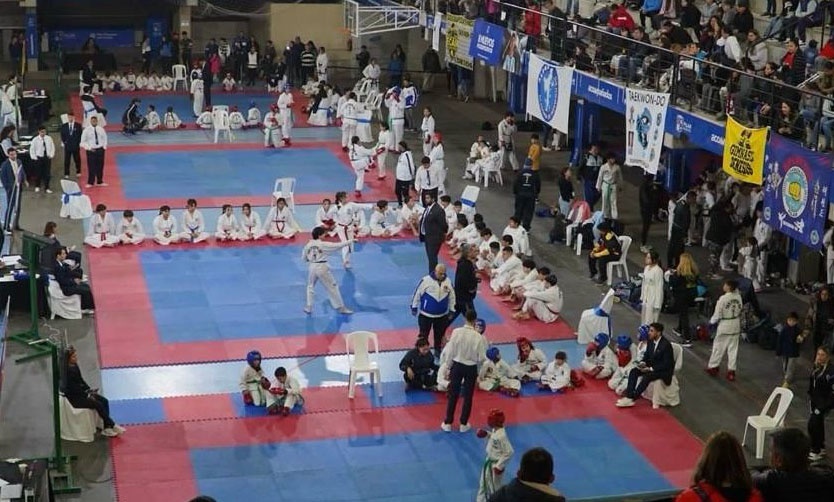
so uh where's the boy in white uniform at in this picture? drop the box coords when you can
[196,107,213,129]
[374,123,391,179]
[369,200,402,237]
[349,135,375,197]
[263,104,282,148]
[362,59,381,91]
[339,92,358,150]
[333,191,372,268]
[277,87,294,145]
[163,106,183,129]
[146,72,161,91]
[540,351,571,392]
[190,78,204,117]
[303,226,354,315]
[315,198,337,236]
[596,154,623,219]
[489,246,522,295]
[581,333,618,379]
[502,217,530,256]
[268,367,304,416]
[608,335,637,395]
[160,73,174,91]
[475,409,514,502]
[398,196,423,235]
[152,205,181,245]
[384,87,405,147]
[478,347,521,396]
[215,204,242,241]
[117,209,146,245]
[145,105,161,131]
[246,101,261,128]
[706,279,744,381]
[265,197,298,239]
[420,107,436,158]
[514,275,563,323]
[180,198,210,243]
[513,338,547,381]
[239,203,266,241]
[228,106,246,130]
[84,203,120,248]
[135,73,149,90]
[240,350,275,408]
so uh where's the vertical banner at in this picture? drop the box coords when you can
[25,11,38,60]
[501,30,527,75]
[432,13,442,52]
[445,14,474,70]
[525,53,573,135]
[625,88,670,174]
[146,17,167,51]
[469,19,505,66]
[722,116,768,185]
[762,134,832,250]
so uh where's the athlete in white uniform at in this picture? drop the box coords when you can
[428,133,446,196]
[265,197,298,239]
[302,226,354,315]
[369,200,402,237]
[349,136,376,197]
[339,92,358,150]
[384,87,405,148]
[84,204,120,248]
[239,203,266,241]
[246,102,261,128]
[515,275,563,324]
[228,106,246,130]
[145,106,161,131]
[420,107,436,158]
[152,205,181,245]
[163,107,183,129]
[263,104,282,148]
[215,204,242,241]
[276,87,294,145]
[268,367,305,416]
[513,338,547,381]
[190,78,205,117]
[315,198,337,236]
[333,191,371,268]
[478,348,521,396]
[180,199,210,243]
[117,209,146,245]
[375,123,391,179]
[540,352,572,392]
[476,409,514,502]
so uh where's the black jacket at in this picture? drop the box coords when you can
[63,364,91,402]
[671,199,692,235]
[809,363,834,412]
[514,168,541,198]
[54,261,81,297]
[706,204,734,246]
[489,479,566,502]
[60,121,82,151]
[454,256,478,304]
[399,348,439,374]
[642,336,676,385]
[421,49,442,72]
[419,203,448,245]
[753,466,834,502]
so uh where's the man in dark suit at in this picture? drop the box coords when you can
[60,111,82,178]
[615,322,675,407]
[202,59,213,108]
[418,190,448,273]
[0,147,24,232]
[450,242,479,324]
[54,247,95,311]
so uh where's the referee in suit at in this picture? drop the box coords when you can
[60,111,82,177]
[418,190,448,273]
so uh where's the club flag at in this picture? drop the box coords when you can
[722,116,767,185]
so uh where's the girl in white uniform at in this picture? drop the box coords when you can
[420,107,436,158]
[374,123,391,179]
[478,347,521,396]
[180,199,210,243]
[190,78,204,117]
[228,106,246,130]
[163,106,183,129]
[196,107,213,129]
[117,209,146,245]
[265,197,298,239]
[476,409,514,502]
[145,105,161,131]
[303,226,354,315]
[540,351,571,392]
[513,338,547,382]
[333,191,371,268]
[268,367,305,416]
[369,200,402,237]
[263,104,282,147]
[277,87,294,145]
[349,135,376,197]
[315,198,337,236]
[84,204,120,248]
[152,205,181,245]
[239,203,266,241]
[428,133,446,196]
[215,204,242,241]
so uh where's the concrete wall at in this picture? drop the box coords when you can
[268,3,351,62]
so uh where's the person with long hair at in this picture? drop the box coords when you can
[808,347,834,461]
[0,124,16,159]
[676,431,763,501]
[62,346,125,437]
[41,221,82,272]
[667,252,700,345]
[804,285,834,351]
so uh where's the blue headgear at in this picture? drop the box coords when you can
[638,324,650,341]
[249,100,256,108]
[616,335,632,350]
[486,347,500,362]
[391,86,401,94]
[246,350,262,367]
[594,333,609,348]
[475,319,486,335]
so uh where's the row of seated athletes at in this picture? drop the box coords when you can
[88,69,290,95]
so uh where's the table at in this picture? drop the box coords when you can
[0,459,51,501]
[61,53,117,73]
[19,94,52,133]
[0,272,48,314]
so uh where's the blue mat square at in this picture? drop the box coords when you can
[197,474,281,502]
[109,398,166,425]
[362,381,439,408]
[102,93,282,127]
[139,242,502,342]
[115,149,355,200]
[278,469,362,501]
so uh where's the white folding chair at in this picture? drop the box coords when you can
[363,90,378,108]
[482,156,502,187]
[273,177,297,212]
[354,78,372,102]
[59,394,102,442]
[575,216,595,256]
[59,179,93,219]
[60,113,69,124]
[742,387,794,459]
[461,185,479,217]
[172,64,188,91]
[566,201,591,248]
[370,93,385,123]
[213,109,232,143]
[211,105,229,114]
[47,275,82,320]
[606,236,632,285]
[345,330,383,398]
[643,342,683,409]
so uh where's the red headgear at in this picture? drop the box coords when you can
[585,342,598,357]
[487,408,506,428]
[432,132,442,143]
[616,348,632,368]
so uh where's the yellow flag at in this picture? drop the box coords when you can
[722,117,768,185]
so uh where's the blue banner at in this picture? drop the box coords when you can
[572,71,625,113]
[762,134,832,250]
[25,13,38,59]
[665,108,725,156]
[50,29,135,50]
[146,17,167,51]
[469,19,505,66]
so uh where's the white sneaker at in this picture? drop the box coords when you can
[440,422,452,432]
[98,183,109,187]
[46,189,53,194]
[616,397,635,408]
[303,306,312,315]
[113,424,127,434]
[34,187,39,193]
[101,428,118,437]
[338,307,354,315]
[809,451,826,461]
[459,423,471,433]
[85,184,93,188]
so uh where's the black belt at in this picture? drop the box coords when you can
[312,261,326,263]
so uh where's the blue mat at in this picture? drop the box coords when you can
[115,149,354,200]
[140,241,502,342]
[189,418,674,501]
[102,93,281,122]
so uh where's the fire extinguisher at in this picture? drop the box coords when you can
[347,37,353,51]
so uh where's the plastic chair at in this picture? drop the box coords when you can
[577,288,615,344]
[211,105,229,114]
[47,275,82,320]
[461,185,480,216]
[482,156,503,187]
[369,93,384,123]
[354,78,372,103]
[574,216,595,256]
[59,394,102,442]
[356,110,374,143]
[643,342,683,409]
[272,177,297,212]
[345,331,382,398]
[606,235,633,285]
[59,179,93,219]
[172,64,188,91]
[213,109,231,143]
[566,200,591,248]
[742,387,794,459]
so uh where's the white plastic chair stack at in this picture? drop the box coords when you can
[369,93,384,123]
[577,289,615,344]
[345,330,383,398]
[460,185,480,218]
[47,275,82,320]
[59,394,102,442]
[356,110,374,143]
[213,109,232,143]
[566,201,591,248]
[354,78,372,102]
[363,90,378,108]
[642,342,683,409]
[482,156,503,187]
[742,387,794,459]
[273,177,297,212]
[172,64,188,91]
[606,235,633,285]
[59,179,93,219]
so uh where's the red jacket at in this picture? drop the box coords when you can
[609,5,636,31]
[821,40,834,60]
[524,10,542,37]
[676,482,764,502]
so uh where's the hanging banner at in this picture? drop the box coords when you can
[445,14,474,70]
[469,19,505,66]
[763,134,832,250]
[525,53,573,135]
[501,30,529,75]
[722,117,767,185]
[432,13,442,52]
[625,88,670,174]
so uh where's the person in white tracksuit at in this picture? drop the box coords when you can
[190,78,204,117]
[239,203,266,241]
[303,226,354,315]
[152,205,181,245]
[475,409,514,502]
[428,133,446,196]
[277,87,294,145]
[420,107,435,158]
[596,154,622,220]
[117,210,146,245]
[340,92,358,150]
[84,204,120,248]
[268,367,304,416]
[514,275,563,323]
[539,351,571,392]
[349,136,375,197]
[640,251,664,325]
[513,337,547,382]
[263,104,282,148]
[706,279,744,381]
[384,87,405,148]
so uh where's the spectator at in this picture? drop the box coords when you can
[356,45,370,72]
[81,37,100,55]
[808,347,834,461]
[732,1,754,36]
[300,42,316,83]
[701,0,720,27]
[676,431,763,501]
[488,447,566,501]
[522,0,542,41]
[388,51,405,87]
[820,96,834,151]
[421,46,442,92]
[609,2,637,31]
[680,0,702,31]
[794,0,820,43]
[640,0,663,30]
[705,199,734,278]
[720,25,743,64]
[781,39,807,87]
[668,252,700,344]
[7,34,21,74]
[63,347,124,437]
[158,36,173,73]
[639,173,658,251]
[745,30,768,71]
[660,20,693,45]
[799,83,822,148]
[753,428,834,501]
[775,100,805,142]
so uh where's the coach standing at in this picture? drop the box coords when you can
[419,190,448,273]
[441,308,486,433]
[513,158,540,231]
[451,243,479,324]
[80,116,107,187]
[60,111,82,178]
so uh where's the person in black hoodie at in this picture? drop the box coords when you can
[776,312,803,386]
[399,337,439,390]
[638,174,658,252]
[753,427,834,501]
[452,243,479,324]
[804,285,834,351]
[808,346,834,460]
[668,191,695,269]
[63,346,124,437]
[705,198,735,278]
[489,447,566,502]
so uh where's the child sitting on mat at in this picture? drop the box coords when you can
[539,351,571,392]
[513,337,546,382]
[268,367,304,416]
[581,333,617,380]
[399,337,439,390]
[240,350,274,408]
[478,347,521,397]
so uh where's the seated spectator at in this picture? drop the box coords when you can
[680,0,702,32]
[588,220,622,284]
[676,431,763,501]
[570,43,594,73]
[800,83,822,148]
[794,0,821,43]
[640,0,663,30]
[781,39,807,87]
[818,37,834,71]
[775,100,806,142]
[488,447,566,502]
[719,25,743,64]
[660,20,693,46]
[63,346,125,437]
[745,30,768,71]
[732,0,754,37]
[609,2,636,32]
[700,0,719,25]
[753,63,782,128]
[41,221,82,273]
[820,96,834,151]
[54,247,95,313]
[615,323,674,407]
[753,428,834,501]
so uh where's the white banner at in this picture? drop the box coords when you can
[625,88,670,174]
[432,13,442,51]
[525,53,573,135]
[445,14,474,70]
